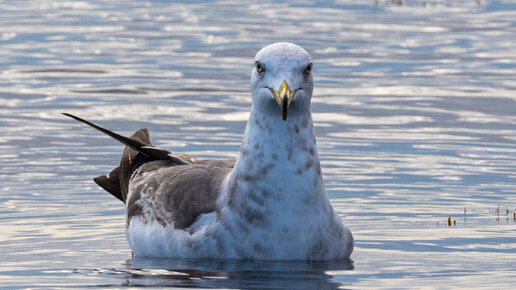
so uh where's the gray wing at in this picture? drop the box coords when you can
[63,113,235,212]
[127,161,234,229]
[62,113,236,230]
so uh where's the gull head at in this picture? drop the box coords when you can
[251,42,313,121]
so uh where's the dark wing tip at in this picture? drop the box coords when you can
[94,167,123,202]
[62,113,187,165]
[62,112,82,122]
[61,112,153,159]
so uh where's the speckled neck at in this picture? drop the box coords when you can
[224,107,329,215]
[211,106,344,260]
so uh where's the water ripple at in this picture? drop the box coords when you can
[0,0,515,288]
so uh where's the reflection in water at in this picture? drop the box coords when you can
[92,258,354,288]
[0,0,515,288]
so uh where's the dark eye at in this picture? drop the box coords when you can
[255,61,265,73]
[304,63,313,75]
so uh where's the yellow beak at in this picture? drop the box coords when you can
[267,80,299,121]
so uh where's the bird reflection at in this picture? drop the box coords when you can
[108,257,354,288]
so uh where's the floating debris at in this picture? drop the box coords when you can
[489,205,515,223]
[440,206,515,227]
[438,216,457,227]
[375,0,484,8]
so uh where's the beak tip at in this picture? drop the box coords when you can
[282,96,289,121]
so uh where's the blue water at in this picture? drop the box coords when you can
[0,0,515,288]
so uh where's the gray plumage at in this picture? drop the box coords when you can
[63,113,235,229]
[128,162,232,229]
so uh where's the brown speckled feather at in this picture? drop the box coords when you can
[128,161,233,229]
[63,113,236,229]
[100,127,235,229]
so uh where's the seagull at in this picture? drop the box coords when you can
[64,42,353,260]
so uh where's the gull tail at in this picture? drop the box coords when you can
[62,113,186,203]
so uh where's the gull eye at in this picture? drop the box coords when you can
[304,63,313,75]
[255,61,265,73]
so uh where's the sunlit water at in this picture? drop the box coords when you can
[1,0,515,288]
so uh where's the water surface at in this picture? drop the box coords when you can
[1,0,515,288]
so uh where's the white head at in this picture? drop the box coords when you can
[251,42,313,121]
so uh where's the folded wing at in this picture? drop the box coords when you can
[63,113,235,229]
